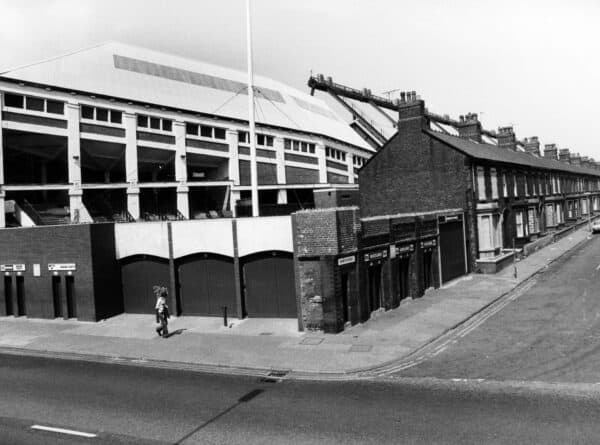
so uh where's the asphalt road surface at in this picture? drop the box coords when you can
[1,353,600,444]
[396,233,600,383]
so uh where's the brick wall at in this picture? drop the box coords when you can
[285,166,320,184]
[0,223,118,321]
[359,127,467,218]
[239,160,278,185]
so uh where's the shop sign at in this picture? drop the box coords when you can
[395,244,414,255]
[364,249,388,262]
[420,239,437,249]
[0,264,25,272]
[48,263,76,271]
[337,255,356,266]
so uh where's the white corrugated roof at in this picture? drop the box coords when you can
[0,42,372,151]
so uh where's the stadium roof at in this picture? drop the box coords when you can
[0,42,372,151]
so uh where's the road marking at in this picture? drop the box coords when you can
[595,264,600,271]
[31,425,97,438]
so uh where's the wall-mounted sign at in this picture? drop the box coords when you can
[0,264,25,272]
[364,249,388,262]
[337,255,356,266]
[420,239,437,249]
[48,263,76,271]
[33,264,41,277]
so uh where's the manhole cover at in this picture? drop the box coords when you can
[349,344,372,352]
[300,337,324,345]
[259,332,273,336]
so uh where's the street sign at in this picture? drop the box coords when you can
[0,264,25,272]
[337,255,355,266]
[48,263,76,271]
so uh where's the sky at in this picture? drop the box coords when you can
[1,0,599,157]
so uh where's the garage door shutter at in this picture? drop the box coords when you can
[178,254,236,316]
[243,252,296,318]
[121,255,170,314]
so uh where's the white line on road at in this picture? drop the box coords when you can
[595,264,600,271]
[31,425,97,438]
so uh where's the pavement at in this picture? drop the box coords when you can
[0,223,595,378]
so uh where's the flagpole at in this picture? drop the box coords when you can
[246,0,259,217]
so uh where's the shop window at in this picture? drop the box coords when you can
[96,108,109,121]
[26,96,45,112]
[4,93,24,108]
[46,100,64,115]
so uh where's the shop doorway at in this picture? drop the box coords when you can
[52,276,62,318]
[422,251,433,291]
[397,257,410,301]
[368,263,382,312]
[3,276,13,316]
[16,276,25,316]
[341,272,350,324]
[65,276,76,319]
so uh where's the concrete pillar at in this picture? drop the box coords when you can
[275,136,285,184]
[69,188,83,223]
[0,93,5,228]
[227,129,240,185]
[230,190,241,217]
[66,103,82,186]
[0,192,5,229]
[347,155,355,184]
[127,187,140,220]
[0,92,4,186]
[124,112,138,185]
[176,185,189,219]
[277,189,287,204]
[316,143,327,184]
[174,121,187,183]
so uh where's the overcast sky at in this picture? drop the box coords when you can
[1,0,599,158]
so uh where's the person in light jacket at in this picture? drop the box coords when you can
[154,287,170,338]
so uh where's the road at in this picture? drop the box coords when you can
[394,233,600,383]
[1,353,600,444]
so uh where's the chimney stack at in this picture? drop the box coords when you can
[523,136,540,156]
[457,112,482,142]
[544,143,558,160]
[398,90,427,131]
[581,156,590,168]
[497,126,516,151]
[558,148,571,163]
[570,152,581,166]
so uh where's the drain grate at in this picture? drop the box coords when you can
[259,369,289,383]
[349,344,372,352]
[300,337,324,346]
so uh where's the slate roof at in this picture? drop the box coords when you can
[0,42,372,151]
[426,130,600,177]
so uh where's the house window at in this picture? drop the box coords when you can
[137,115,148,127]
[162,119,173,132]
[26,96,45,112]
[515,210,527,238]
[545,204,554,227]
[502,173,508,197]
[214,127,226,140]
[150,117,161,130]
[524,175,529,197]
[187,123,199,136]
[490,168,498,199]
[81,105,95,120]
[477,167,486,201]
[527,207,538,233]
[513,174,518,197]
[96,108,109,121]
[4,93,24,108]
[46,100,64,115]
[110,110,122,124]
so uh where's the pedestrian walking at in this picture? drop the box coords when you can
[153,286,170,338]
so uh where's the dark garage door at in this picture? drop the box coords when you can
[178,254,237,316]
[121,255,170,314]
[242,251,296,318]
[439,219,466,283]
